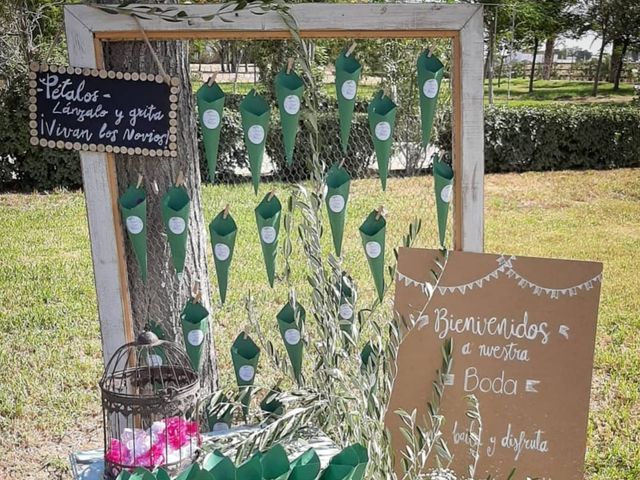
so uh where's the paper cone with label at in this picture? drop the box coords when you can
[231,333,260,416]
[325,165,351,257]
[367,91,397,191]
[206,393,234,433]
[359,210,386,301]
[275,68,304,165]
[255,193,282,288]
[276,301,306,383]
[209,209,237,304]
[335,49,362,153]
[260,388,284,418]
[337,273,357,337]
[261,444,290,480]
[237,452,262,480]
[119,186,147,282]
[417,50,444,147]
[197,81,225,182]
[433,155,454,248]
[203,450,236,479]
[180,299,209,372]
[161,185,190,275]
[289,448,321,480]
[240,90,270,194]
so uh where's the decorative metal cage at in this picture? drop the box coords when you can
[100,331,201,479]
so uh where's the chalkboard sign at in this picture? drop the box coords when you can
[28,63,179,157]
[387,249,603,479]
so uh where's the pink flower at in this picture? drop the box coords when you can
[164,417,200,450]
[105,438,130,465]
[134,440,165,468]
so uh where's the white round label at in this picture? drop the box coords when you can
[214,243,230,261]
[238,365,255,382]
[149,354,163,367]
[423,78,439,99]
[365,241,382,259]
[328,195,345,213]
[341,80,357,100]
[260,226,277,244]
[339,303,353,320]
[283,95,300,115]
[375,121,391,141]
[126,216,144,235]
[168,216,186,235]
[202,109,220,130]
[247,125,265,145]
[440,184,453,203]
[212,422,230,433]
[284,328,301,345]
[187,329,204,347]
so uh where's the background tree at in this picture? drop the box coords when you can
[96,0,218,393]
[607,0,640,90]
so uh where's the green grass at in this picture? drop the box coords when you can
[1,170,639,478]
[486,78,636,106]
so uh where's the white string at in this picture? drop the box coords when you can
[396,256,602,300]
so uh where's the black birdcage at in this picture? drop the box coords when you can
[100,331,201,479]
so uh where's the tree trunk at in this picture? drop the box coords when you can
[613,39,629,91]
[608,37,623,83]
[497,53,504,87]
[529,37,538,94]
[97,1,217,395]
[542,35,555,81]
[593,36,607,96]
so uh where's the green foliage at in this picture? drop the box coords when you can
[437,105,640,173]
[0,75,81,191]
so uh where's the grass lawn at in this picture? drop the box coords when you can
[0,169,639,478]
[486,78,637,106]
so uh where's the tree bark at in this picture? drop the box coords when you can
[97,1,217,394]
[529,37,539,93]
[542,35,555,81]
[608,37,623,83]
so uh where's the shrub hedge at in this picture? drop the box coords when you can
[2,81,639,191]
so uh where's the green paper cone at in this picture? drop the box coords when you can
[255,193,282,288]
[203,450,236,480]
[359,210,386,302]
[119,186,147,282]
[206,394,234,433]
[274,68,304,164]
[240,90,270,194]
[276,301,305,383]
[237,453,262,480]
[325,165,351,256]
[209,209,238,304]
[360,341,378,374]
[261,444,290,480]
[115,471,132,480]
[197,81,226,182]
[181,299,210,372]
[155,469,171,480]
[128,468,155,480]
[260,388,284,418]
[417,50,445,147]
[337,274,357,336]
[433,155,454,247]
[335,49,362,153]
[161,185,190,275]
[323,444,368,480]
[231,333,260,416]
[290,448,321,480]
[319,464,353,480]
[175,464,200,480]
[367,91,397,191]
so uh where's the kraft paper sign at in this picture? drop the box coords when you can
[386,248,603,479]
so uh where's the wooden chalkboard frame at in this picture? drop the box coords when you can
[28,62,179,157]
[63,3,485,365]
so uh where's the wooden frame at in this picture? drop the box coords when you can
[64,3,484,363]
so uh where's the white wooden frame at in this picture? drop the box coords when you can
[64,3,484,364]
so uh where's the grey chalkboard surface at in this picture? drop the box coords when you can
[28,63,179,157]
